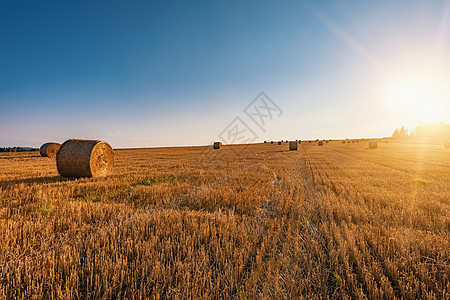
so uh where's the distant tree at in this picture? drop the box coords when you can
[392,127,409,138]
[393,122,450,139]
[392,128,399,138]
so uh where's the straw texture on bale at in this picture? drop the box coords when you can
[445,142,450,148]
[39,142,61,158]
[213,142,222,149]
[369,141,378,149]
[57,139,114,178]
[318,140,323,146]
[289,141,298,151]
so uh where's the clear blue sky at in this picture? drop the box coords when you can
[1,0,449,148]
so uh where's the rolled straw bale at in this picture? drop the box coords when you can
[352,140,355,143]
[289,141,298,151]
[298,140,302,144]
[369,141,378,149]
[444,142,450,148]
[264,141,267,143]
[271,141,274,144]
[40,142,61,158]
[213,142,222,149]
[278,141,282,145]
[56,139,114,178]
[318,140,323,146]
[342,141,346,144]
[326,140,329,143]
[309,141,311,143]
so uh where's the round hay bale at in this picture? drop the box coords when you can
[342,141,346,144]
[278,141,282,145]
[289,141,298,151]
[213,142,222,149]
[271,141,274,144]
[444,142,450,148]
[40,142,61,158]
[318,140,323,146]
[264,141,267,143]
[56,139,114,178]
[369,141,378,149]
[298,140,302,144]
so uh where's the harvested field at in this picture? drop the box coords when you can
[0,142,449,299]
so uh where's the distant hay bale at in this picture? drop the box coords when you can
[278,141,282,145]
[264,141,267,143]
[56,139,114,178]
[326,140,329,143]
[342,141,346,144]
[271,141,274,144]
[352,140,355,143]
[318,140,323,146]
[445,142,450,148]
[309,141,311,143]
[289,141,298,151]
[369,141,378,149]
[39,142,61,158]
[213,142,222,149]
[298,140,302,144]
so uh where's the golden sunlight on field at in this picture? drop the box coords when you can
[0,141,449,298]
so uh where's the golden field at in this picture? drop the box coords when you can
[0,141,449,299]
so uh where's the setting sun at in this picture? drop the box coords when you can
[386,70,449,127]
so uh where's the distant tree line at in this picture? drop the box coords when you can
[0,147,38,152]
[392,122,450,139]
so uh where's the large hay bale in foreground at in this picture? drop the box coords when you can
[57,139,114,178]
[445,142,450,148]
[40,142,61,158]
[289,141,298,151]
[369,141,378,149]
[213,142,222,149]
[318,140,323,146]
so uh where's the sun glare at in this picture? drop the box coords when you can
[386,71,449,127]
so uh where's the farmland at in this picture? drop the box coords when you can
[0,141,449,299]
